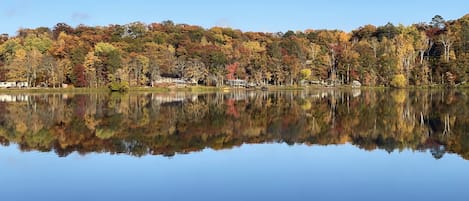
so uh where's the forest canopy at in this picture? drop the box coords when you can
[1,14,469,87]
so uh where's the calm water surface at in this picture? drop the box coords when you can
[1,89,468,201]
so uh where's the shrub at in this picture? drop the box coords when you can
[108,81,129,92]
[390,74,407,88]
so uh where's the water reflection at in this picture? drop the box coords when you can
[0,89,468,159]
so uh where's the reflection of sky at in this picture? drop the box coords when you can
[1,144,469,201]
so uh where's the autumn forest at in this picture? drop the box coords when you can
[0,14,469,88]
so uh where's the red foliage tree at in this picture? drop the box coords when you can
[73,64,88,87]
[225,62,238,80]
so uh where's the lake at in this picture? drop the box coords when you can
[1,89,469,201]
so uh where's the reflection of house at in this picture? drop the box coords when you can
[422,139,446,159]
[0,81,28,88]
[225,92,247,101]
[151,93,198,104]
[0,94,29,102]
[352,89,361,97]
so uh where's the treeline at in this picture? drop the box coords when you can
[1,14,469,87]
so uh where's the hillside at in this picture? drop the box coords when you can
[0,14,468,88]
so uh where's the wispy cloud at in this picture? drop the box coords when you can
[1,0,31,17]
[215,18,231,28]
[71,12,90,22]
[3,8,17,17]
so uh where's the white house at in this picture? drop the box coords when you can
[16,82,28,88]
[0,81,29,88]
[226,79,247,87]
[0,82,17,88]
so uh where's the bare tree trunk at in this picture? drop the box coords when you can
[370,38,378,58]
[440,35,453,62]
[419,50,425,64]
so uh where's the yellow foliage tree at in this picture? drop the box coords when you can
[390,74,407,88]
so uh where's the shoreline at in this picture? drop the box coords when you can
[0,84,467,94]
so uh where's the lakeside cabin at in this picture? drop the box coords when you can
[226,79,248,87]
[0,81,28,88]
[226,79,247,87]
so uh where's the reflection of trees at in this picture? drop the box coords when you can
[0,89,469,159]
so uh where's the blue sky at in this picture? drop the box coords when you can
[0,0,468,36]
